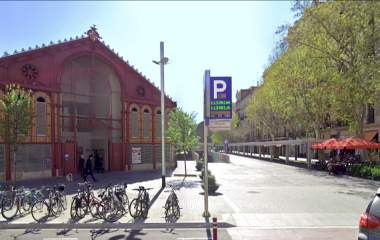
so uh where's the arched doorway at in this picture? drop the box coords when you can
[60,55,122,173]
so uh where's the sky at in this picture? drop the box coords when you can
[0,1,296,124]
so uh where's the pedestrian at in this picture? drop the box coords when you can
[98,154,104,173]
[78,155,85,179]
[84,155,98,182]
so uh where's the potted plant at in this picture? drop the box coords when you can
[196,158,204,171]
[199,168,211,180]
[201,173,220,193]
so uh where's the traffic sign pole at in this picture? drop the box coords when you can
[203,119,210,217]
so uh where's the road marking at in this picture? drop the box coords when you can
[177,238,212,240]
[43,238,79,240]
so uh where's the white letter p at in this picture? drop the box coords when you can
[214,80,226,99]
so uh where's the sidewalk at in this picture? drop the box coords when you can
[225,151,320,168]
[0,160,235,229]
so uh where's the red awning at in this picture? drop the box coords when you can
[310,138,342,149]
[330,137,380,149]
[364,131,378,141]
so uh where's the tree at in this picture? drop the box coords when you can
[167,108,200,177]
[286,1,380,159]
[246,82,285,160]
[0,85,35,187]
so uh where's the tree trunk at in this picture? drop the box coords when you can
[13,151,16,188]
[314,124,325,162]
[184,151,187,177]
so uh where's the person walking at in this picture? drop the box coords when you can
[78,155,85,179]
[84,155,98,182]
[98,154,104,173]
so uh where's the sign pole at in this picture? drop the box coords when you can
[203,119,210,217]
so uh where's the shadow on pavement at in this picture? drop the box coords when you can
[90,229,118,239]
[7,229,41,239]
[124,229,147,240]
[199,192,223,196]
[166,177,201,189]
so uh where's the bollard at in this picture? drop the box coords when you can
[213,217,217,240]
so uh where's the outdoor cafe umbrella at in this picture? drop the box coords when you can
[310,138,342,150]
[329,137,380,150]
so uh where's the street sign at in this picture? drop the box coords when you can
[224,140,229,146]
[209,121,231,131]
[210,77,232,119]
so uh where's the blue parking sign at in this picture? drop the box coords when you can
[210,77,232,119]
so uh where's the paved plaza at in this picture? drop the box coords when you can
[0,153,375,239]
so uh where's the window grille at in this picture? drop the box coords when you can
[144,112,150,138]
[10,144,51,172]
[130,144,152,164]
[132,111,138,138]
[155,144,174,163]
[36,101,46,136]
[157,113,162,138]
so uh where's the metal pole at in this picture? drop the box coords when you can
[160,42,166,188]
[203,120,210,217]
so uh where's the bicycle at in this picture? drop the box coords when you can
[163,184,180,219]
[1,186,27,220]
[19,186,45,215]
[114,183,129,215]
[31,186,64,222]
[0,185,14,213]
[129,186,153,218]
[70,182,90,220]
[100,183,123,222]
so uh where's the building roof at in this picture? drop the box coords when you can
[0,25,175,102]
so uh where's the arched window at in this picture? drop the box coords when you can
[36,97,46,136]
[156,110,161,139]
[144,109,150,139]
[132,108,138,138]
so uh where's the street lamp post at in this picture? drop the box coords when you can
[153,42,169,188]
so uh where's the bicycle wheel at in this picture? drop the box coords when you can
[19,195,31,216]
[61,192,67,210]
[2,199,19,220]
[31,201,49,222]
[70,198,78,220]
[89,199,101,219]
[129,198,140,218]
[164,199,171,217]
[97,202,105,220]
[141,201,148,218]
[103,199,123,222]
[172,201,180,219]
[121,193,129,214]
[50,195,62,217]
[75,197,88,219]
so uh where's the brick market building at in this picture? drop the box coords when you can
[0,26,177,181]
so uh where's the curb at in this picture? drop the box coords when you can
[0,221,235,230]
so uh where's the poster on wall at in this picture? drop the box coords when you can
[132,148,141,164]
[65,155,69,161]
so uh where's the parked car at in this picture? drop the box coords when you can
[359,187,380,240]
